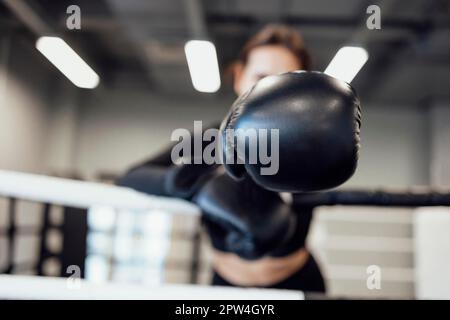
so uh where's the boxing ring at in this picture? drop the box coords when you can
[0,170,304,300]
[1,170,450,300]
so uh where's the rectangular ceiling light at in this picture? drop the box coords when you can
[36,36,100,89]
[184,40,221,93]
[324,46,369,84]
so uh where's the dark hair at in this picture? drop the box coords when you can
[237,24,312,70]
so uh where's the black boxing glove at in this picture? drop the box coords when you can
[194,172,312,260]
[220,71,361,192]
[117,162,217,199]
[116,124,219,200]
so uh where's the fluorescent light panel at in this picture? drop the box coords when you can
[36,36,100,89]
[184,40,221,93]
[324,46,369,83]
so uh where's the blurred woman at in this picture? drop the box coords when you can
[118,25,325,293]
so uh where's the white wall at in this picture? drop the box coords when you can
[73,87,230,179]
[44,82,80,175]
[345,104,430,188]
[0,36,54,173]
[429,102,450,187]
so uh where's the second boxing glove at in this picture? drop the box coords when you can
[194,173,312,260]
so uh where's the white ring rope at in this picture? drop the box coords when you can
[0,170,200,215]
[0,275,304,300]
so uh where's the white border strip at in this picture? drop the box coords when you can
[0,275,304,300]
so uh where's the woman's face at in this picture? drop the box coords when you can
[234,45,302,96]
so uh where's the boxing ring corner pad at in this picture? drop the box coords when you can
[0,170,200,216]
[0,275,305,300]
